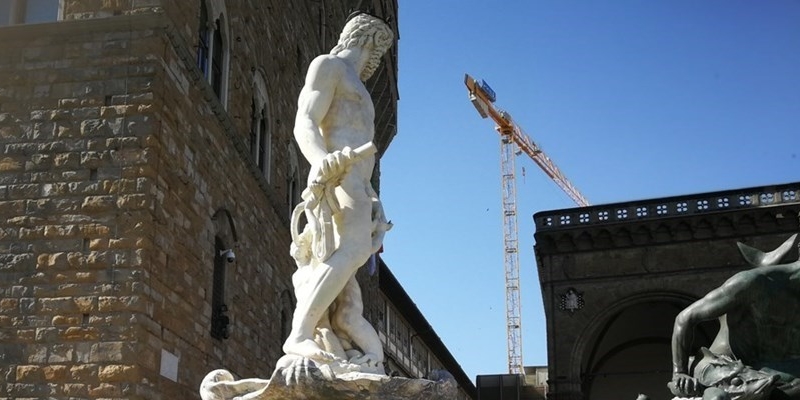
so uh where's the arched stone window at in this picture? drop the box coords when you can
[250,71,272,181]
[0,0,61,25]
[196,0,229,106]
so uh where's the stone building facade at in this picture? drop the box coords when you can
[0,1,474,399]
[534,182,800,400]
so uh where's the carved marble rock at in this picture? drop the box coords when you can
[200,356,458,400]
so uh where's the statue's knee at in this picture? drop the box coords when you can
[332,308,358,328]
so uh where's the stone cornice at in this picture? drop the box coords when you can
[534,182,800,254]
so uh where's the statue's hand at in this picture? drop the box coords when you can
[314,148,351,184]
[670,373,701,396]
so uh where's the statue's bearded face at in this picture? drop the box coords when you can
[359,33,391,81]
[331,14,394,81]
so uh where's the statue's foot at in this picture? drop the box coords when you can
[284,337,336,363]
[345,352,385,375]
[349,352,381,367]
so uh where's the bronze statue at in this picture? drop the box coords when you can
[670,234,800,399]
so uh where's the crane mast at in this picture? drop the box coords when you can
[464,74,589,375]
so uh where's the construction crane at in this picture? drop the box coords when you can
[464,74,589,375]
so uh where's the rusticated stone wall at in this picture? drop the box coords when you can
[0,17,161,399]
[0,1,399,399]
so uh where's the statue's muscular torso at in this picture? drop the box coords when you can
[318,55,376,184]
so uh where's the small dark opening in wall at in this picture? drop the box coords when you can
[89,168,98,181]
[211,236,230,340]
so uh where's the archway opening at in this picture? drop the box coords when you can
[582,300,716,399]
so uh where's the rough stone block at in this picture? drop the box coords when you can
[80,119,111,136]
[63,382,89,396]
[43,365,69,381]
[27,345,47,363]
[98,364,137,382]
[0,298,18,312]
[15,365,43,382]
[89,341,128,362]
[0,156,24,172]
[52,315,81,326]
[44,225,80,239]
[0,343,24,364]
[73,296,96,313]
[88,382,122,397]
[39,297,78,313]
[34,327,58,343]
[81,195,116,212]
[48,344,75,363]
[62,327,99,341]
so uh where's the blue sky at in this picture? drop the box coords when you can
[378,0,800,382]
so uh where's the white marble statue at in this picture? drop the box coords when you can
[200,14,459,399]
[283,11,393,373]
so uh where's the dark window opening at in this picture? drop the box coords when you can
[250,98,258,159]
[258,117,268,174]
[196,0,210,75]
[211,19,224,98]
[210,236,230,340]
[250,97,270,179]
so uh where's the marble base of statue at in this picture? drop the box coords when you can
[200,355,458,400]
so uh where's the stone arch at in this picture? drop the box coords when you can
[632,225,651,245]
[694,219,714,239]
[716,216,735,236]
[212,208,238,245]
[757,211,777,231]
[595,229,613,248]
[569,291,713,400]
[737,214,756,234]
[674,221,692,241]
[653,223,671,242]
[556,233,576,252]
[613,228,632,247]
[575,231,594,251]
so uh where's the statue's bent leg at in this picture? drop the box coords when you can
[283,191,373,362]
[332,275,384,366]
